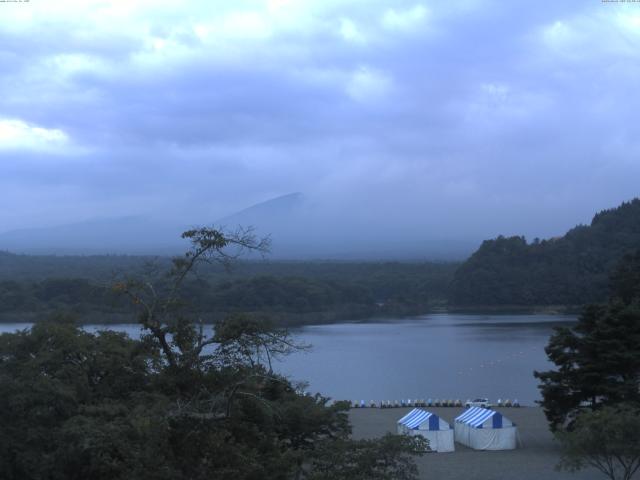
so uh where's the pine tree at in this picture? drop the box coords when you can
[535,249,640,430]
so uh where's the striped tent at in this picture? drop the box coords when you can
[397,408,454,452]
[454,407,517,450]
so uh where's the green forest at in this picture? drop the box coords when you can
[534,249,640,479]
[0,228,427,479]
[1,201,640,478]
[450,198,640,307]
[1,198,639,323]
[0,254,456,325]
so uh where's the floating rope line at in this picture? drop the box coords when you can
[455,345,541,378]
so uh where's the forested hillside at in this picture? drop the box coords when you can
[6,198,638,317]
[450,198,640,306]
[0,255,456,325]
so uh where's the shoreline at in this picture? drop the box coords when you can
[441,305,584,315]
[0,306,581,326]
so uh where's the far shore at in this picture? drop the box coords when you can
[441,305,583,315]
[0,306,582,327]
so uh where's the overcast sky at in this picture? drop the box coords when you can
[1,0,639,244]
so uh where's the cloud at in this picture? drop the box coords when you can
[0,118,69,151]
[339,17,366,44]
[345,66,393,102]
[381,4,428,31]
[0,0,638,253]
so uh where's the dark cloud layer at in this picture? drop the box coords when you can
[0,0,639,256]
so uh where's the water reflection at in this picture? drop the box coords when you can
[279,314,576,405]
[0,313,574,405]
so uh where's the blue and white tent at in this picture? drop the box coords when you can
[454,407,517,450]
[397,408,454,452]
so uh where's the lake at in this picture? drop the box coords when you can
[0,313,574,405]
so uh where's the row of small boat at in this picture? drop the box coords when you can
[351,399,521,408]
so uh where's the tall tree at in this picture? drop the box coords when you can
[535,249,640,430]
[1,227,426,480]
[556,404,640,480]
[113,226,271,371]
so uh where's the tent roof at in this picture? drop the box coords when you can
[397,408,440,430]
[455,407,505,428]
[398,408,422,424]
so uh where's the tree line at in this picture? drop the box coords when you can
[2,197,638,320]
[0,259,456,325]
[0,227,426,480]
[451,198,640,307]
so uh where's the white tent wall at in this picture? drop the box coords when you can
[467,426,516,450]
[454,407,517,451]
[409,429,455,453]
[396,408,455,453]
[454,422,470,448]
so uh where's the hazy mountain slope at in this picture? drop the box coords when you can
[0,216,188,255]
[450,198,640,306]
[0,193,311,256]
[218,192,476,260]
[219,192,304,227]
[0,192,476,259]
[0,193,307,255]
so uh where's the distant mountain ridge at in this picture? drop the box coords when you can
[0,216,188,255]
[217,192,477,260]
[450,198,640,306]
[0,191,476,260]
[218,192,304,226]
[0,194,309,256]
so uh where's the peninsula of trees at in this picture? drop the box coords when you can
[450,198,640,308]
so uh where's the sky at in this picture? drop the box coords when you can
[0,0,639,254]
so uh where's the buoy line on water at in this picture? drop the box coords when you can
[456,344,540,377]
[343,347,535,409]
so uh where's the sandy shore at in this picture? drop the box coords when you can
[349,407,603,480]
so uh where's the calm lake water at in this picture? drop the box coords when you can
[0,314,575,405]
